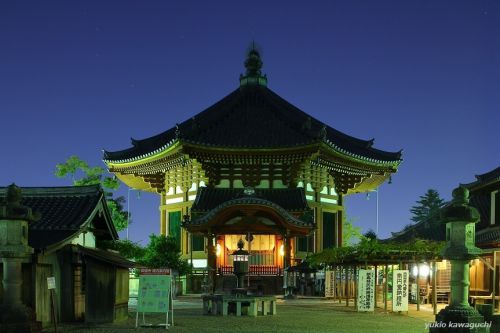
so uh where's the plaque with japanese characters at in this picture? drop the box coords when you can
[357,269,375,312]
[392,270,409,312]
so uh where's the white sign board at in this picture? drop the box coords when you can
[47,277,56,290]
[357,269,375,312]
[392,270,409,312]
[325,270,335,297]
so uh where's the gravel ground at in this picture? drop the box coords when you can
[43,297,431,333]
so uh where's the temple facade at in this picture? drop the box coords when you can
[103,48,402,287]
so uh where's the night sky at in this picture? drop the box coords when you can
[1,1,498,244]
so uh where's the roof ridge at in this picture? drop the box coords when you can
[0,184,102,197]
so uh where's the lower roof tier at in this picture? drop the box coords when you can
[184,187,314,237]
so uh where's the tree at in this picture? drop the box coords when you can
[363,229,378,241]
[410,189,445,224]
[98,239,145,261]
[55,155,129,231]
[139,234,191,276]
[342,216,362,246]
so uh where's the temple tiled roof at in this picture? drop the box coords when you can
[77,245,135,268]
[0,185,117,250]
[476,226,500,246]
[191,187,309,213]
[104,85,402,164]
[462,167,500,191]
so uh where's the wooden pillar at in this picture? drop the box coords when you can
[190,232,194,292]
[207,233,217,294]
[337,210,343,247]
[284,234,291,269]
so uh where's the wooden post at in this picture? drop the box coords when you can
[432,261,437,315]
[354,266,358,309]
[190,232,194,292]
[374,264,378,308]
[50,289,57,333]
[494,252,498,312]
[346,266,349,307]
[416,263,420,311]
[384,264,388,312]
[339,266,343,304]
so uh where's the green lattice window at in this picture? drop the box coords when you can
[322,212,336,249]
[192,235,204,251]
[297,235,313,252]
[168,211,181,248]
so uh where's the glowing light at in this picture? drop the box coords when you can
[412,264,430,277]
[279,244,284,256]
[216,243,221,257]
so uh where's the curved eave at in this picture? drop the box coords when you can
[104,138,181,165]
[185,198,314,235]
[105,139,401,170]
[319,141,402,168]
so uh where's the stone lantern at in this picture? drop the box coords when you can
[232,239,249,290]
[431,186,488,333]
[0,184,39,332]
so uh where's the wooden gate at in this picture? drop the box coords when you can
[85,258,116,323]
[35,264,53,324]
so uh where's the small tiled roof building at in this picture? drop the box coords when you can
[0,185,133,324]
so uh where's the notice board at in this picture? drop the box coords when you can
[137,268,172,313]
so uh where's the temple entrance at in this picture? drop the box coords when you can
[215,234,286,294]
[215,234,285,294]
[218,235,283,270]
[183,187,314,295]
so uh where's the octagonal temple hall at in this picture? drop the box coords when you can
[103,48,402,293]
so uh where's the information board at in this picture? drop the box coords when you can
[137,275,172,313]
[357,269,375,312]
[392,270,409,312]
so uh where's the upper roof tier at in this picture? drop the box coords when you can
[104,48,402,164]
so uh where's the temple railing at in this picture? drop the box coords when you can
[219,265,282,276]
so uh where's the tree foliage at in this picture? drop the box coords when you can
[55,155,128,231]
[342,216,362,245]
[410,189,445,224]
[99,235,191,276]
[139,235,191,276]
[310,238,445,267]
[98,239,146,260]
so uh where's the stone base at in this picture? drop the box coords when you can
[0,304,41,333]
[429,305,491,333]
